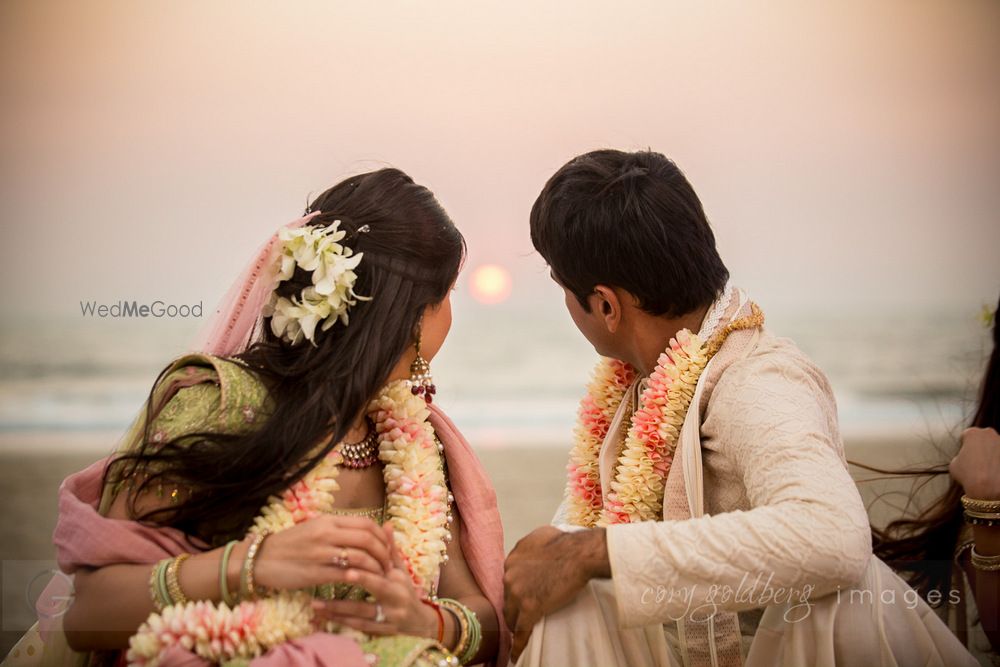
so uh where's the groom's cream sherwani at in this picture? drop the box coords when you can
[517,295,977,667]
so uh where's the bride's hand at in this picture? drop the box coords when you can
[311,525,439,639]
[950,427,1000,500]
[254,515,393,593]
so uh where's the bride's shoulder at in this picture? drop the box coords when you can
[146,353,270,440]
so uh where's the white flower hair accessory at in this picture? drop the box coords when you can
[264,220,371,345]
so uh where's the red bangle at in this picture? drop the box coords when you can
[421,598,445,643]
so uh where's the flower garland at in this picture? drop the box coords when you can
[565,303,764,527]
[252,447,344,534]
[126,592,317,667]
[369,379,451,590]
[566,360,635,527]
[127,380,451,666]
[602,330,708,524]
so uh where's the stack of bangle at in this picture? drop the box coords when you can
[148,554,190,612]
[437,597,482,665]
[149,535,275,613]
[961,495,1000,527]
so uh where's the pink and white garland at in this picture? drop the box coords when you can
[126,592,318,666]
[127,379,450,666]
[566,330,710,527]
[368,379,451,590]
[566,359,635,527]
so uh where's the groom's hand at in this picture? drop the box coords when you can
[503,526,611,661]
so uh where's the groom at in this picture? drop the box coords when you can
[502,150,876,665]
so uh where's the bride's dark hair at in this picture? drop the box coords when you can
[107,168,465,545]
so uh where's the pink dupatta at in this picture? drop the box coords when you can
[431,405,510,666]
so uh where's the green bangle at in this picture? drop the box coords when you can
[437,598,480,664]
[461,606,481,664]
[148,560,168,612]
[154,557,173,609]
[160,558,173,606]
[220,540,239,607]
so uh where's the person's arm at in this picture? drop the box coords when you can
[64,469,244,650]
[64,540,252,651]
[433,508,500,663]
[64,481,393,651]
[950,427,1000,652]
[961,526,1000,652]
[504,524,608,659]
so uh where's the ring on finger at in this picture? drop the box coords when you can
[333,548,350,569]
[374,602,386,623]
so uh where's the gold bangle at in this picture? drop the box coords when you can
[241,532,270,600]
[963,508,1000,520]
[961,495,1000,513]
[970,545,1000,572]
[165,553,191,605]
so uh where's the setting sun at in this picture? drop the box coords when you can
[469,264,513,305]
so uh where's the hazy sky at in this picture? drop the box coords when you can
[1,0,998,320]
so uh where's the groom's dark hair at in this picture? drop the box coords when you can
[530,149,729,318]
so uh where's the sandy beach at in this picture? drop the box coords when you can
[0,432,954,656]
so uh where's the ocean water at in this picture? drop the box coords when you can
[0,302,991,452]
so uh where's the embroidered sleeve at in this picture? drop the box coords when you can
[606,351,872,627]
[145,382,223,446]
[144,356,269,445]
[102,357,271,509]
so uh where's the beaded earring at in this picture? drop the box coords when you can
[409,326,436,404]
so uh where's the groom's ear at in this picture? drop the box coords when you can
[591,285,622,334]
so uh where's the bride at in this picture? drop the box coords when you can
[7,168,507,666]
